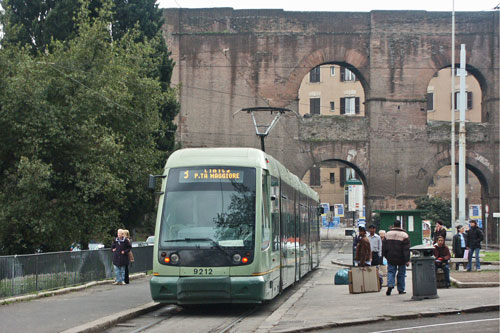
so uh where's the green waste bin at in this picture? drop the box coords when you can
[410,245,439,300]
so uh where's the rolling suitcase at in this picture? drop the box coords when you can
[348,266,381,293]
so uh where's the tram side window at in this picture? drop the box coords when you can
[271,176,280,251]
[262,173,271,250]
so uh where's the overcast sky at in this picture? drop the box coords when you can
[157,0,499,12]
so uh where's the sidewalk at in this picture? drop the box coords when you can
[259,244,500,332]
[0,275,154,333]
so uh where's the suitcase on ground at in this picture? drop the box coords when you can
[348,267,381,293]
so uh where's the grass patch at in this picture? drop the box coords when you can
[482,251,499,262]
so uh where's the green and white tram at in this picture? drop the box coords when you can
[149,148,321,304]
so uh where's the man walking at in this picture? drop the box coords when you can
[382,220,410,295]
[466,220,484,272]
[354,226,372,267]
[368,225,382,266]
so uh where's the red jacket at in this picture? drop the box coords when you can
[433,244,451,263]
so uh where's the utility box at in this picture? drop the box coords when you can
[410,245,438,300]
[375,210,425,246]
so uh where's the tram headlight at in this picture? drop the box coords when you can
[170,253,180,264]
[242,257,249,264]
[232,253,242,263]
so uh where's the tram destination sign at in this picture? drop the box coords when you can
[179,168,244,183]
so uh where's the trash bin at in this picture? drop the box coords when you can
[410,245,439,300]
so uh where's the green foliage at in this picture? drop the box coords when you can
[414,196,452,228]
[0,1,178,254]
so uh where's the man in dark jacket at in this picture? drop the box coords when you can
[382,220,410,295]
[466,220,484,272]
[433,220,447,245]
[434,236,451,288]
[355,226,372,267]
[112,229,132,285]
[452,225,466,270]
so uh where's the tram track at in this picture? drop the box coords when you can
[104,240,344,333]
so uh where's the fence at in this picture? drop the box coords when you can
[0,246,153,299]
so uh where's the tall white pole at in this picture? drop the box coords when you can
[458,44,467,226]
[451,1,456,234]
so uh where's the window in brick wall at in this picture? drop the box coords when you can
[330,101,335,112]
[310,98,320,115]
[340,97,359,115]
[340,67,356,81]
[426,92,434,111]
[330,173,335,184]
[310,66,320,83]
[310,167,320,186]
[454,91,473,110]
[330,66,335,76]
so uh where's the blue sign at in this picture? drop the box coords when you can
[322,215,328,227]
[477,218,483,229]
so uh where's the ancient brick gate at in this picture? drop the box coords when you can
[162,8,499,242]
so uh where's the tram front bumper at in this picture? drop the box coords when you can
[150,275,266,304]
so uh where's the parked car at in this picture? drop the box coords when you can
[70,243,81,251]
[132,241,147,247]
[146,236,155,246]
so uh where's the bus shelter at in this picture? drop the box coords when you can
[374,210,426,246]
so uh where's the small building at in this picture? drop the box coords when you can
[374,210,426,246]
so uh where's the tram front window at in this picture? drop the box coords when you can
[159,167,256,250]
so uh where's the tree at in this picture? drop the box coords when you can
[0,2,176,254]
[415,196,452,228]
[0,0,179,157]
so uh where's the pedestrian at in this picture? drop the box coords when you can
[433,220,447,245]
[368,225,382,266]
[123,229,134,284]
[378,230,387,264]
[354,226,372,267]
[382,220,410,295]
[466,220,484,272]
[434,236,451,288]
[111,228,132,285]
[452,225,467,270]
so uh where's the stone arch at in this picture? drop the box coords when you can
[284,47,370,105]
[425,63,487,122]
[419,150,493,195]
[300,143,370,191]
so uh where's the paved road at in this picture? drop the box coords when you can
[317,311,500,333]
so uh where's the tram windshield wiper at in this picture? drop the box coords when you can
[164,238,232,257]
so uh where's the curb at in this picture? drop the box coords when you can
[271,304,500,333]
[450,276,500,288]
[0,273,147,305]
[60,302,166,333]
[330,260,352,268]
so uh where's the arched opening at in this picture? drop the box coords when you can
[298,62,366,117]
[426,67,483,123]
[303,159,367,228]
[427,164,486,228]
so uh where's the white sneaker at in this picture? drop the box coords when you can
[112,281,119,285]
[120,281,126,285]
[477,269,481,272]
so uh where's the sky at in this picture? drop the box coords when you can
[157,0,499,12]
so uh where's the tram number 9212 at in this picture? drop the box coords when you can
[193,268,213,275]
